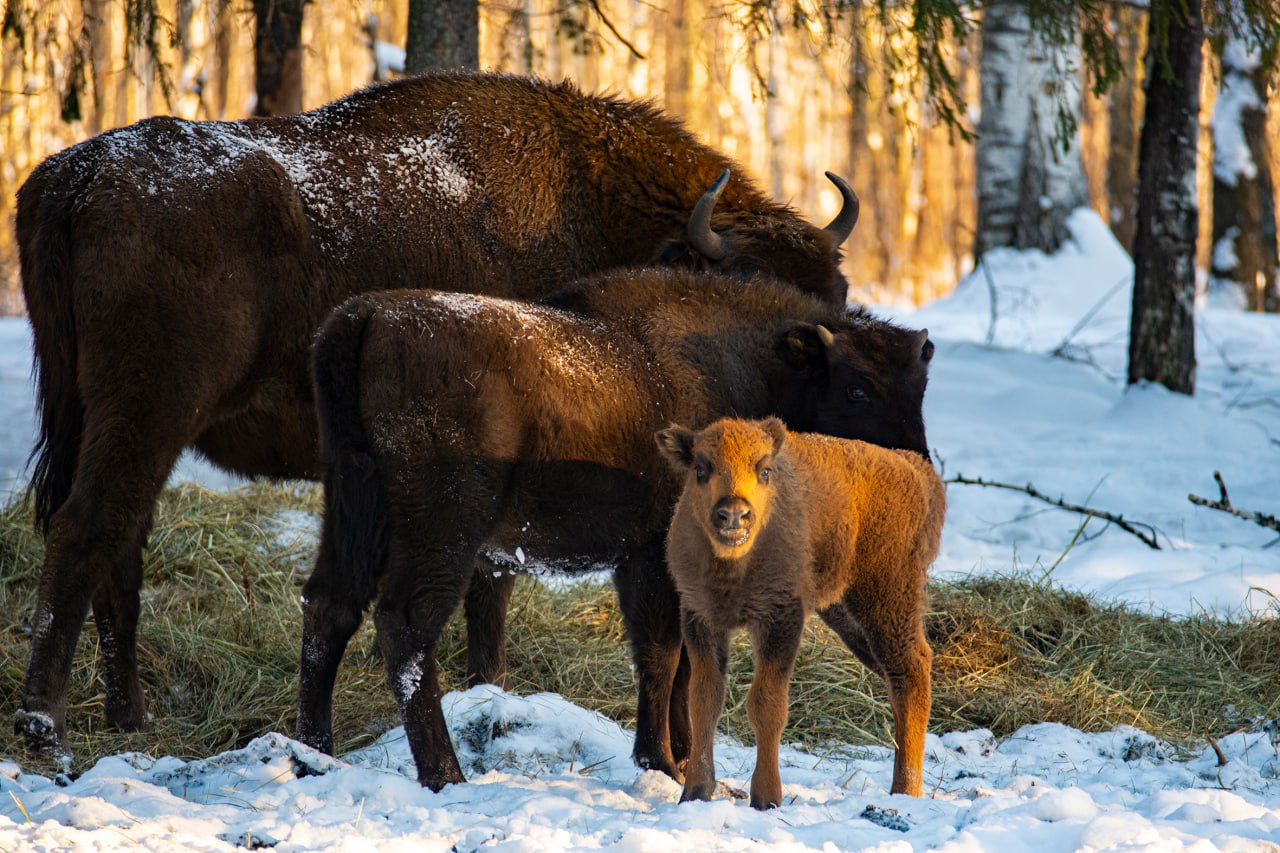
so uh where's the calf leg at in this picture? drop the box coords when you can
[614,545,685,780]
[845,594,932,796]
[679,610,728,803]
[746,602,804,810]
[463,562,516,688]
[818,603,886,678]
[668,647,692,767]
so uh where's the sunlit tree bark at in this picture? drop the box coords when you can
[1210,30,1278,312]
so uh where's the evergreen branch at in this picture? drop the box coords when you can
[946,473,1161,550]
[1188,471,1280,533]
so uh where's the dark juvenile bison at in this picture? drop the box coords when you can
[298,268,933,789]
[15,70,860,758]
[656,417,944,806]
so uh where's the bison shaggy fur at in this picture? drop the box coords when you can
[297,268,933,790]
[656,416,945,806]
[15,70,859,757]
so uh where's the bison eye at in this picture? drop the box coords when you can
[759,467,771,484]
[695,464,710,484]
[847,385,869,404]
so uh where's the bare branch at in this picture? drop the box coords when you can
[585,0,644,60]
[1188,471,1280,533]
[947,474,1161,550]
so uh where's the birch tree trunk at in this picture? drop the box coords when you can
[405,0,479,73]
[1127,0,1203,393]
[252,0,304,116]
[976,0,1089,258]
[1210,35,1278,312]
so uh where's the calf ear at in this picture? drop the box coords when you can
[779,323,828,368]
[762,417,788,455]
[655,425,696,468]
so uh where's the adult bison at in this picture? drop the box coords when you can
[14,70,860,759]
[297,268,933,788]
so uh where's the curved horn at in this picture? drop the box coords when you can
[816,324,836,348]
[822,171,859,247]
[688,169,730,262]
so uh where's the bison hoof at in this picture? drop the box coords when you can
[419,767,466,792]
[13,709,72,769]
[679,781,716,803]
[634,752,684,784]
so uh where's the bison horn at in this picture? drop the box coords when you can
[822,172,859,247]
[816,324,835,348]
[688,169,730,262]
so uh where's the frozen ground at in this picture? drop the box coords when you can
[0,209,1277,849]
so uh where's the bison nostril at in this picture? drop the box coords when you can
[714,502,752,530]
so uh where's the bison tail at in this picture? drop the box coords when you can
[311,296,387,608]
[17,179,84,535]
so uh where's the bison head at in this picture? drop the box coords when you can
[655,170,858,307]
[775,316,933,456]
[656,417,789,560]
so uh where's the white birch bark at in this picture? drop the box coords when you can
[976,0,1089,258]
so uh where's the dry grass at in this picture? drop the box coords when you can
[1,485,1277,777]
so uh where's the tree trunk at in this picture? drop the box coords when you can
[253,0,304,117]
[1106,3,1145,253]
[1127,0,1203,393]
[975,0,1089,258]
[1210,33,1278,312]
[405,0,479,73]
[662,0,689,119]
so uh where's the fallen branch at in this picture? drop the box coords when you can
[1188,471,1280,533]
[947,474,1161,550]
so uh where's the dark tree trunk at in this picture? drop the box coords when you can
[252,0,304,117]
[405,0,479,73]
[1127,0,1203,393]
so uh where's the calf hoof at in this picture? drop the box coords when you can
[750,779,783,810]
[13,709,72,769]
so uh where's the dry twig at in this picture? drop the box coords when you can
[1188,471,1280,534]
[947,474,1161,550]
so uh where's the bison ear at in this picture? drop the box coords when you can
[655,425,696,468]
[915,328,934,364]
[780,323,828,368]
[762,417,788,455]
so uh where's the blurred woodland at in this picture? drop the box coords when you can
[1,0,1278,316]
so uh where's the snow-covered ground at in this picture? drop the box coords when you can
[0,209,1277,850]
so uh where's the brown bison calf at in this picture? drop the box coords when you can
[656,416,945,807]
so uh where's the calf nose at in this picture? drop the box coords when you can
[713,499,752,531]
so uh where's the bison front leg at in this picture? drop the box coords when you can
[679,609,728,803]
[463,562,517,688]
[614,546,685,781]
[746,602,804,810]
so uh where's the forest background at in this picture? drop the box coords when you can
[0,0,1278,322]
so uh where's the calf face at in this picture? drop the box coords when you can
[657,418,788,559]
